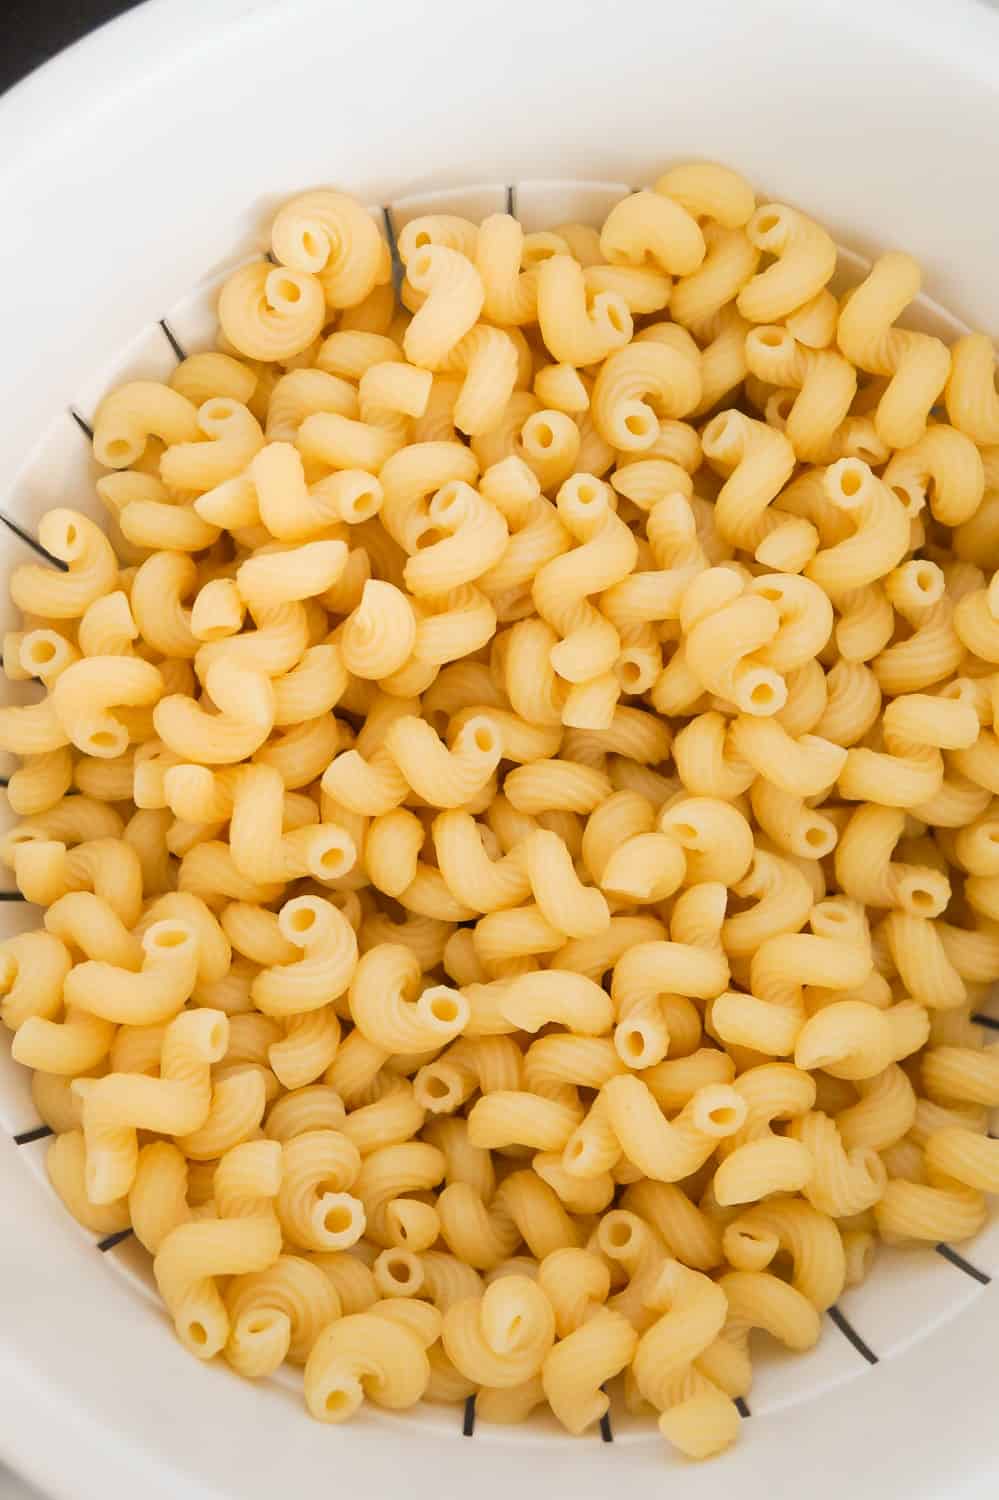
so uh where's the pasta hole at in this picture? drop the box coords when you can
[27,640,57,664]
[325,1389,350,1415]
[605,303,627,333]
[413,231,431,249]
[189,1322,208,1347]
[274,277,302,304]
[415,527,446,551]
[473,726,497,753]
[908,888,936,912]
[324,1204,354,1234]
[89,730,119,750]
[756,211,781,234]
[624,412,651,436]
[758,329,785,348]
[319,845,350,874]
[567,1138,585,1160]
[301,230,322,260]
[804,825,828,848]
[605,1219,633,1249]
[838,467,863,498]
[104,439,131,463]
[622,1030,646,1059]
[670,822,697,843]
[430,995,459,1023]
[413,251,434,279]
[424,1075,450,1100]
[246,1315,271,1335]
[386,1257,412,1283]
[750,682,776,707]
[708,1105,738,1127]
[288,906,317,934]
[533,422,554,449]
[619,660,643,688]
[151,925,188,949]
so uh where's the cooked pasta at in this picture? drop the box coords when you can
[4,164,999,1462]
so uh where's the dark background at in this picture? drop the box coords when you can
[2,0,143,96]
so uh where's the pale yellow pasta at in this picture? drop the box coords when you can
[74,1008,228,1203]
[442,1274,555,1387]
[837,252,951,448]
[736,203,836,323]
[536,255,633,368]
[543,1307,638,1434]
[9,168,999,1458]
[251,895,358,1018]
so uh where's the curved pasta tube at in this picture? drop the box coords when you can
[354,1141,446,1246]
[496,968,614,1037]
[722,1198,845,1311]
[74,1008,228,1203]
[272,190,388,309]
[154,658,275,765]
[737,203,836,324]
[9,510,118,621]
[537,255,633,367]
[881,424,984,527]
[0,930,71,1031]
[837,252,951,448]
[633,1259,728,1408]
[403,246,484,369]
[160,399,264,493]
[218,261,326,361]
[543,1307,638,1435]
[601,190,705,276]
[579,1075,746,1182]
[532,475,637,726]
[251,896,358,1018]
[305,1301,440,1422]
[228,764,355,886]
[50,655,164,758]
[402,480,509,597]
[591,331,702,450]
[154,1140,284,1358]
[277,1129,364,1252]
[744,324,857,462]
[383,712,502,808]
[712,905,872,1058]
[682,568,787,716]
[835,803,951,916]
[63,916,200,1025]
[610,886,728,1069]
[442,1274,556,1388]
[349,942,468,1053]
[340,580,417,680]
[225,1254,341,1377]
[92,380,200,469]
[700,410,808,568]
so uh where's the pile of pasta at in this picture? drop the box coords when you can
[3,162,999,1461]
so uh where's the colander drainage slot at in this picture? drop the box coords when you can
[827,1305,878,1365]
[935,1243,991,1284]
[97,1229,133,1253]
[462,1395,475,1437]
[13,1124,53,1145]
[69,409,93,439]
[159,319,187,362]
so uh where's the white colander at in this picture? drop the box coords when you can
[2,1,999,1495]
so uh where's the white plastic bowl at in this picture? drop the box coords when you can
[2,1,999,1496]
